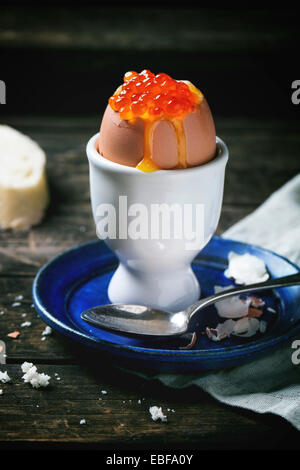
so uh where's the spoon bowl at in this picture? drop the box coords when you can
[81,272,300,338]
[81,304,187,337]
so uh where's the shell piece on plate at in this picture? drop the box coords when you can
[214,285,251,318]
[224,252,269,285]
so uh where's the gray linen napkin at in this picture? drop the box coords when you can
[130,174,300,430]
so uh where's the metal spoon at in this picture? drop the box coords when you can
[81,272,300,338]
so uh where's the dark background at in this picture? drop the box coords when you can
[1,3,299,120]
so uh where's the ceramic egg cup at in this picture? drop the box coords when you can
[87,134,228,312]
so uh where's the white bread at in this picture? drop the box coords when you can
[0,125,49,230]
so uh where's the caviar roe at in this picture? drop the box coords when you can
[109,69,203,121]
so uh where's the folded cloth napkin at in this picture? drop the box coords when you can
[130,174,300,430]
[224,174,300,266]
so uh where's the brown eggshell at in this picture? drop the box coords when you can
[98,105,144,167]
[98,98,216,170]
[184,99,216,166]
[152,120,178,169]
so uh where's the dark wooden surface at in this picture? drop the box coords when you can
[0,5,300,451]
[0,115,299,450]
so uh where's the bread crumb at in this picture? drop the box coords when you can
[149,406,167,422]
[42,326,52,336]
[21,362,33,373]
[0,370,11,383]
[21,362,50,388]
[21,321,31,327]
[79,419,86,425]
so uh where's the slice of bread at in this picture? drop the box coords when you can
[0,125,49,230]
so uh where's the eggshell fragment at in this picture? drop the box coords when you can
[214,285,251,319]
[224,252,269,285]
[7,331,20,338]
[206,319,235,342]
[232,317,260,338]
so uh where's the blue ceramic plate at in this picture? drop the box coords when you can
[33,236,300,373]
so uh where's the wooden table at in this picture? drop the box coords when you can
[0,5,299,451]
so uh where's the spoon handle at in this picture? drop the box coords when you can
[187,271,300,320]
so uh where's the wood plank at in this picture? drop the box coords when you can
[0,6,298,447]
[1,6,297,116]
[0,115,299,274]
[1,48,296,116]
[0,364,298,448]
[0,206,252,365]
[0,277,75,362]
[3,115,300,133]
[3,115,300,173]
[0,115,298,356]
[0,205,254,277]
[44,167,297,206]
[0,7,297,53]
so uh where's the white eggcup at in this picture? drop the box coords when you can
[87,134,228,312]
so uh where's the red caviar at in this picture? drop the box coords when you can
[109,69,202,121]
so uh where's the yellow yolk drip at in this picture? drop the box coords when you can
[136,121,160,172]
[136,117,188,173]
[170,118,187,169]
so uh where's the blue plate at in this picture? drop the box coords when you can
[33,236,300,373]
